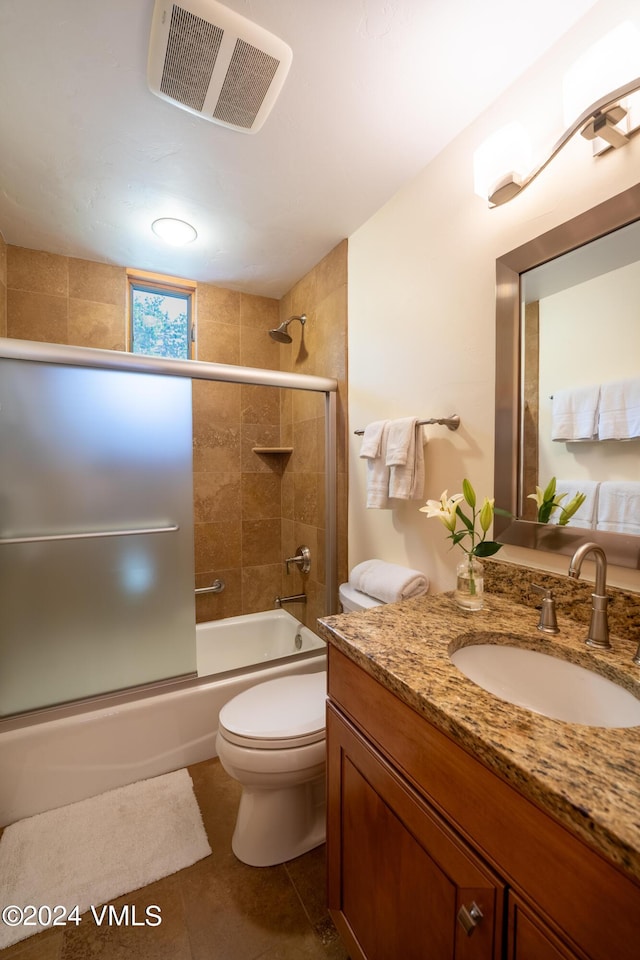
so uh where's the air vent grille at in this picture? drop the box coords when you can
[160,5,223,112]
[148,0,293,132]
[212,39,279,129]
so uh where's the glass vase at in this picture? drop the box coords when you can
[454,555,484,610]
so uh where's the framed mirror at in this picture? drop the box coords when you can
[494,183,640,569]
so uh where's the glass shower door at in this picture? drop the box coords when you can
[0,358,196,717]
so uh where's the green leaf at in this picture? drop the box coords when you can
[474,540,503,557]
[493,506,513,518]
[456,507,474,532]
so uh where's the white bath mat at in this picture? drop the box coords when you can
[0,768,211,949]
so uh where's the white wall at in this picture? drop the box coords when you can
[347,0,640,593]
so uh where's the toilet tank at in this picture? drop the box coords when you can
[338,583,385,613]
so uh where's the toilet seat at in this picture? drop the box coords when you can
[218,671,326,750]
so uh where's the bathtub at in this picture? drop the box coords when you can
[0,609,326,826]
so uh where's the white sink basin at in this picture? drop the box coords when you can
[450,643,640,727]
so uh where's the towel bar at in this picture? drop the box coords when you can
[354,415,460,435]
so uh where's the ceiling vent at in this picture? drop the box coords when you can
[147,0,293,133]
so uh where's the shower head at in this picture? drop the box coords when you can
[269,314,306,343]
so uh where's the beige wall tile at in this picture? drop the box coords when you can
[195,520,242,572]
[242,518,281,566]
[8,247,68,296]
[192,379,241,423]
[241,384,280,425]
[68,259,126,306]
[194,472,242,523]
[240,325,281,369]
[68,299,126,350]
[240,292,279,330]
[196,319,240,364]
[293,473,319,526]
[241,564,283,615]
[197,283,240,326]
[195,568,242,622]
[242,473,281,520]
[7,289,67,342]
[240,424,281,472]
[192,422,241,473]
[315,238,348,304]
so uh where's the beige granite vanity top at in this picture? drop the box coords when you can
[318,588,640,883]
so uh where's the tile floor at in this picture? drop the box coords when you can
[0,758,350,960]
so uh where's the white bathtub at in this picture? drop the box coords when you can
[0,609,326,826]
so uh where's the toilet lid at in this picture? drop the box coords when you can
[218,671,326,749]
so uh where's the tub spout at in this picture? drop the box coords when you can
[275,593,307,608]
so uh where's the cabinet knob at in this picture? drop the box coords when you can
[457,901,483,936]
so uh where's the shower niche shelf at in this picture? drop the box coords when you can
[252,446,293,454]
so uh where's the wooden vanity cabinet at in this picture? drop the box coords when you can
[326,646,640,960]
[328,704,504,959]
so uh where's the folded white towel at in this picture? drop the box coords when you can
[385,418,425,500]
[595,481,640,534]
[386,417,416,466]
[359,421,390,509]
[349,559,429,603]
[551,479,599,529]
[552,385,600,441]
[598,377,640,440]
[359,420,388,459]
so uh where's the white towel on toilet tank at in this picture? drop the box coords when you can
[349,559,429,603]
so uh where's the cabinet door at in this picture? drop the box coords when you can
[327,704,504,960]
[508,896,585,960]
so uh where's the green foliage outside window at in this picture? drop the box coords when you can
[131,287,191,360]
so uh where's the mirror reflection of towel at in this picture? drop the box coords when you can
[552,386,600,441]
[551,480,599,529]
[595,482,640,534]
[598,377,640,440]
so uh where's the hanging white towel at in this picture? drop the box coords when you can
[359,420,390,509]
[386,418,425,500]
[552,385,600,441]
[551,480,600,529]
[598,377,640,440]
[595,481,640,534]
[349,559,429,603]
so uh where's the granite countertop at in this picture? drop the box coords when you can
[318,589,640,883]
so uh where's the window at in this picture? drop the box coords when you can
[127,271,195,360]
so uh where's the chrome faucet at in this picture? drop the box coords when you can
[567,542,611,650]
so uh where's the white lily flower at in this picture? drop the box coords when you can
[420,490,463,531]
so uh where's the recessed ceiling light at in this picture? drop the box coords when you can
[151,217,197,245]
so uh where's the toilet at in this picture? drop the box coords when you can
[216,586,384,867]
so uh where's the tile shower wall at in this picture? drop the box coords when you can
[278,240,349,628]
[3,242,348,627]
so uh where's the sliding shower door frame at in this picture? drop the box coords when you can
[0,337,339,652]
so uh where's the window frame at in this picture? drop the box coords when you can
[126,269,196,360]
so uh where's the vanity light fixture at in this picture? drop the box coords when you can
[486,76,640,207]
[481,22,640,208]
[151,217,198,245]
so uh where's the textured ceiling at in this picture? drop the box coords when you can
[0,0,599,297]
